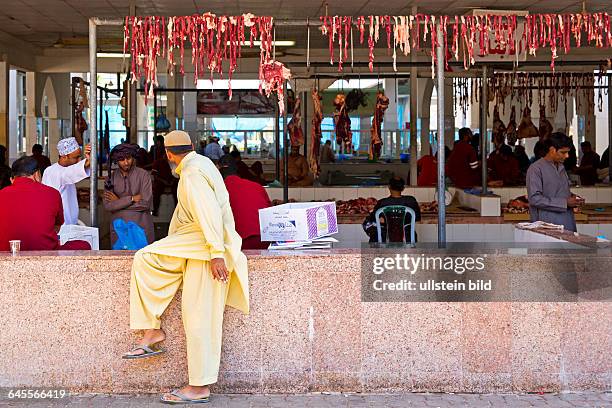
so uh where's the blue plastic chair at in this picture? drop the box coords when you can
[375,205,417,246]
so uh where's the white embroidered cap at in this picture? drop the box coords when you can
[57,137,80,156]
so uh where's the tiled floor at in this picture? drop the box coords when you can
[1,392,610,407]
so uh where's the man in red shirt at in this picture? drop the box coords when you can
[0,156,90,251]
[417,149,437,187]
[447,128,480,188]
[487,144,523,186]
[218,155,271,250]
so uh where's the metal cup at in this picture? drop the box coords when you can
[9,240,20,256]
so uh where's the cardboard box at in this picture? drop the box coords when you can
[259,202,338,242]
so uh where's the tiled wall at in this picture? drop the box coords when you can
[269,186,612,205]
[336,223,518,246]
[265,187,438,203]
[494,186,612,204]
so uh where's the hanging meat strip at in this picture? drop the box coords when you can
[492,105,506,145]
[517,107,539,139]
[333,93,353,153]
[369,91,390,160]
[538,105,553,141]
[288,96,304,147]
[309,88,323,176]
[506,106,518,146]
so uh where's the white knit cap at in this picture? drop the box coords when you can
[57,137,80,156]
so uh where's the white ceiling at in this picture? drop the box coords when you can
[0,0,610,49]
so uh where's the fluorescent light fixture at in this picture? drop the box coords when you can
[97,52,130,58]
[228,40,295,47]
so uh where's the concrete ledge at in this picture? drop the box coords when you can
[0,250,610,393]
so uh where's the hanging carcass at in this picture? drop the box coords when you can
[369,91,389,160]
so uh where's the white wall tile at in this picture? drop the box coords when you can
[453,224,470,242]
[314,188,328,201]
[573,187,597,204]
[596,187,612,204]
[288,188,301,201]
[300,188,315,201]
[467,224,485,242]
[370,187,389,200]
[483,224,502,242]
[577,224,597,237]
[416,224,437,242]
[500,225,514,243]
[266,187,283,201]
[413,188,430,203]
[342,187,360,201]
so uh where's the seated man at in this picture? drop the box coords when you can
[218,156,271,250]
[0,157,90,251]
[576,141,600,185]
[363,176,421,243]
[281,145,314,186]
[30,144,51,175]
[319,140,335,164]
[229,150,265,185]
[488,144,524,186]
[417,148,437,187]
[0,144,10,191]
[446,128,480,188]
[103,143,155,247]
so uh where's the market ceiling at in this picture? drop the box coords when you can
[0,0,610,49]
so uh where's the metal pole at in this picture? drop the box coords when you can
[99,87,103,176]
[409,63,418,185]
[88,18,98,227]
[302,91,308,165]
[480,66,488,194]
[436,24,446,248]
[283,81,289,202]
[274,100,280,180]
[153,89,157,140]
[608,74,611,185]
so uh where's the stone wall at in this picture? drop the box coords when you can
[0,251,609,394]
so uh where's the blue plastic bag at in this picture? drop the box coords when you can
[112,219,149,250]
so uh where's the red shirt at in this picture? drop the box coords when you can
[417,155,437,186]
[447,141,480,188]
[224,175,271,239]
[0,177,64,251]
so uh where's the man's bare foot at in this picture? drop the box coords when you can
[161,385,210,402]
[124,328,166,357]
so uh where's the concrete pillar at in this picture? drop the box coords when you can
[576,87,596,147]
[183,73,198,143]
[384,78,399,158]
[136,92,148,148]
[419,78,434,157]
[0,61,8,149]
[176,74,183,130]
[166,68,177,131]
[25,71,39,154]
[360,117,370,154]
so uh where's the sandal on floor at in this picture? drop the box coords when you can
[160,390,210,405]
[122,343,166,360]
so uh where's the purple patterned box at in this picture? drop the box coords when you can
[258,202,338,242]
